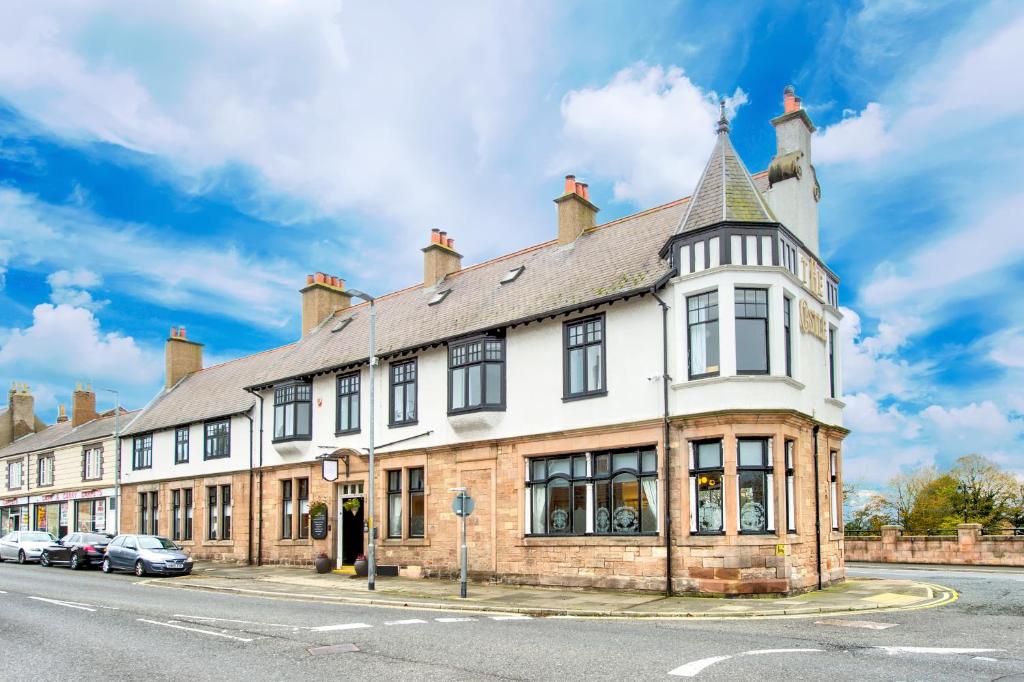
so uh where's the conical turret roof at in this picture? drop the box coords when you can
[673,102,776,236]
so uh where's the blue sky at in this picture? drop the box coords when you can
[0,1,1021,486]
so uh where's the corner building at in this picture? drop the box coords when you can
[120,87,846,594]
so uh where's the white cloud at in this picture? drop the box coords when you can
[0,303,160,386]
[922,401,1020,439]
[844,392,919,439]
[987,328,1024,370]
[839,306,926,400]
[813,103,894,164]
[556,64,748,206]
[46,268,107,311]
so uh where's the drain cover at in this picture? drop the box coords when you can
[308,643,359,656]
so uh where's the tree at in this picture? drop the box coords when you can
[947,455,1018,527]
[903,474,958,531]
[881,467,941,528]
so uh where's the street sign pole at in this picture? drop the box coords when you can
[460,491,468,599]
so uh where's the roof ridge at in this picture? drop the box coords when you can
[196,341,296,374]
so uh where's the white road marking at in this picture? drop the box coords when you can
[815,618,897,630]
[174,614,298,628]
[137,619,253,642]
[490,615,531,620]
[435,617,477,623]
[310,623,373,632]
[875,646,1003,656]
[669,649,824,677]
[973,656,1000,662]
[0,590,7,594]
[27,596,96,612]
[384,619,427,626]
[57,599,119,611]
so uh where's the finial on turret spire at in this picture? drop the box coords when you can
[716,99,729,135]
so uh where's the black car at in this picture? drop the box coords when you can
[40,533,113,570]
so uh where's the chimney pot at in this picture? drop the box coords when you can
[564,174,576,194]
[170,326,177,338]
[431,228,441,244]
[447,238,455,249]
[580,183,590,201]
[439,230,447,243]
[179,326,186,338]
[306,274,314,285]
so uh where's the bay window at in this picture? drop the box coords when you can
[687,291,719,379]
[449,336,505,413]
[564,315,606,399]
[273,382,312,442]
[737,438,773,534]
[690,440,724,534]
[735,288,769,374]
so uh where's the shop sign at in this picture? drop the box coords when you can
[36,506,46,530]
[799,299,827,343]
[799,254,826,301]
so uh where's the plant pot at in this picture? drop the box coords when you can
[354,557,368,577]
[314,554,332,574]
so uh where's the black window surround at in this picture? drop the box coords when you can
[783,296,793,378]
[735,287,770,375]
[830,450,840,531]
[204,419,231,460]
[297,478,309,540]
[281,479,293,539]
[563,314,607,401]
[336,372,361,435]
[184,488,194,541]
[132,434,153,470]
[172,489,181,541]
[387,470,402,539]
[687,291,720,380]
[526,447,658,537]
[408,467,425,538]
[691,439,725,535]
[389,359,418,427]
[175,426,189,464]
[828,327,838,399]
[448,334,506,415]
[273,381,312,443]
[736,437,773,535]
[207,485,232,541]
[784,439,797,534]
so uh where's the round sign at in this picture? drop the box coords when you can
[452,494,475,517]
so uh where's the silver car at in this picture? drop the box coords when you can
[0,530,58,564]
[102,534,193,577]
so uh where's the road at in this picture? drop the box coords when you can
[1,561,1022,680]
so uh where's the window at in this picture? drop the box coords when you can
[133,434,152,470]
[500,265,525,284]
[735,288,769,374]
[564,315,606,399]
[175,427,190,464]
[782,440,798,532]
[690,440,724,534]
[687,291,719,379]
[448,337,505,413]
[737,438,773,534]
[336,373,360,434]
[273,382,312,442]
[37,454,54,486]
[184,489,193,541]
[297,478,309,540]
[207,486,231,541]
[7,460,23,489]
[387,470,402,538]
[204,419,231,460]
[281,479,293,539]
[172,490,181,541]
[137,493,156,535]
[828,327,838,398]
[830,450,839,531]
[427,289,451,306]
[148,492,158,535]
[83,447,102,480]
[389,359,418,426]
[409,468,424,538]
[527,448,658,536]
[783,296,793,378]
[78,499,106,533]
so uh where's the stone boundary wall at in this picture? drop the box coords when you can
[845,524,1024,567]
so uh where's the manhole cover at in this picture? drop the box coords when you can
[308,643,359,656]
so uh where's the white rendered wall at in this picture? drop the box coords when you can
[120,413,254,485]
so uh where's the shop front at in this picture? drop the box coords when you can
[29,488,116,538]
[1,498,29,535]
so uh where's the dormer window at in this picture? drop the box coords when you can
[274,381,312,442]
[500,265,525,285]
[448,335,505,414]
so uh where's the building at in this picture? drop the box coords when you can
[0,385,132,537]
[118,87,846,594]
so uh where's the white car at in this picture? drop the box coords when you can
[0,531,57,564]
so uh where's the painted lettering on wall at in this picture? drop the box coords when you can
[799,254,826,301]
[799,299,827,342]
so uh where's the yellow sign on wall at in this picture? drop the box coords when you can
[799,299,828,343]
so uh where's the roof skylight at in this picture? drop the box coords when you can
[428,289,452,306]
[331,317,354,333]
[500,265,525,285]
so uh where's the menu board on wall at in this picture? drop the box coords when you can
[311,509,329,540]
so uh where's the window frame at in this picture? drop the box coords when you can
[690,439,725,536]
[408,468,425,539]
[207,486,218,540]
[447,335,506,415]
[172,489,181,541]
[687,290,720,380]
[203,419,231,460]
[83,446,103,481]
[273,381,312,443]
[184,488,193,541]
[175,426,190,464]
[221,485,232,541]
[386,470,402,539]
[37,453,54,487]
[132,434,153,470]
[388,359,418,427]
[734,287,770,375]
[736,437,774,535]
[297,478,309,540]
[562,314,608,401]
[784,439,797,534]
[7,460,23,489]
[830,450,840,531]
[281,479,293,539]
[783,296,793,378]
[828,327,838,399]
[335,372,361,435]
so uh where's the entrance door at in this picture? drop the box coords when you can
[336,483,365,568]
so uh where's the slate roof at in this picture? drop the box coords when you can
[673,113,776,236]
[0,410,143,458]
[0,420,73,458]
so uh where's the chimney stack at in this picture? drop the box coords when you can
[71,382,98,427]
[56,403,69,423]
[422,229,462,287]
[8,382,35,440]
[300,272,351,336]
[554,174,599,245]
[766,85,820,255]
[165,326,204,389]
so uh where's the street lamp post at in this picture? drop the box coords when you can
[346,289,377,591]
[103,388,120,534]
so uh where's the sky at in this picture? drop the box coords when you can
[0,1,1021,487]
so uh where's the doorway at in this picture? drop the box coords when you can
[337,483,365,568]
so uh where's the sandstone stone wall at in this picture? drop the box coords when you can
[845,524,1024,567]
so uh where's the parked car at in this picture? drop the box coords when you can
[102,534,193,577]
[40,533,113,570]
[0,531,58,564]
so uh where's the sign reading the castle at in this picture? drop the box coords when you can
[799,299,827,343]
[799,254,826,301]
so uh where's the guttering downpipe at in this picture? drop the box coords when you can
[245,410,254,566]
[247,389,265,567]
[650,273,674,596]
[812,423,822,590]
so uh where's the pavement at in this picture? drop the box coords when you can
[1,561,1022,680]
[157,561,955,618]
